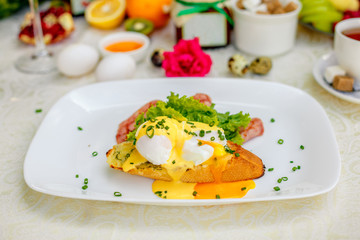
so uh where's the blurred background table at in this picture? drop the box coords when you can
[1,7,360,240]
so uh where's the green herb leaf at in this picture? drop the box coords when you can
[217,111,251,145]
[126,92,251,145]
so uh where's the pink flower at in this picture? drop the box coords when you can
[162,38,212,77]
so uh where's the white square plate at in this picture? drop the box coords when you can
[24,78,341,206]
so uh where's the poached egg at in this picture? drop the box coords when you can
[107,116,256,199]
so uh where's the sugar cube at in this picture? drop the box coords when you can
[324,65,346,84]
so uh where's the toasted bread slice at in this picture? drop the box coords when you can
[107,141,265,183]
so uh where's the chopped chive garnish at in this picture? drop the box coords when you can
[292,167,297,171]
[206,130,211,134]
[164,190,167,193]
[199,130,205,137]
[130,162,134,164]
[35,109,42,113]
[270,118,275,122]
[154,191,162,197]
[133,139,137,145]
[290,161,294,163]
[235,153,240,157]
[198,141,203,146]
[268,168,274,172]
[142,124,147,128]
[146,126,155,138]
[210,136,215,141]
[84,178,88,184]
[282,177,288,181]
[165,126,169,130]
[209,121,215,127]
[300,145,305,150]
[297,165,301,169]
[274,186,280,191]
[278,139,284,144]
[193,191,197,196]
[82,185,88,190]
[216,194,220,199]
[75,174,79,178]
[77,126,83,131]
[172,160,176,164]
[277,178,282,183]
[114,192,122,197]
[150,119,155,122]
[187,121,194,125]
[92,151,98,157]
[224,145,235,154]
[241,187,247,191]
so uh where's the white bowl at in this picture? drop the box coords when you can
[98,32,150,62]
[232,0,301,56]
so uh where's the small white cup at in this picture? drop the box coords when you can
[232,0,301,56]
[334,18,360,82]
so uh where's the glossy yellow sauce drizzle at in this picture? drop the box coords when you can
[194,180,255,199]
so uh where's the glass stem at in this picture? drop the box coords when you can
[29,0,49,58]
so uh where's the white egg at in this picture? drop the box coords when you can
[182,138,214,166]
[57,44,99,77]
[136,135,172,165]
[95,54,136,82]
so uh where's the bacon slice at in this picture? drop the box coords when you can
[240,118,264,143]
[116,100,158,144]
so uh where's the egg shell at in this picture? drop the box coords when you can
[95,54,136,82]
[57,44,99,77]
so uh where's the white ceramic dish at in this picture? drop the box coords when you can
[313,52,360,104]
[98,32,150,62]
[232,0,301,56]
[24,78,341,206]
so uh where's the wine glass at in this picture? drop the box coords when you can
[14,0,56,74]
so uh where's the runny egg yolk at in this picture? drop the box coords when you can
[133,116,256,200]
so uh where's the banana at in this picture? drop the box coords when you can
[329,0,359,11]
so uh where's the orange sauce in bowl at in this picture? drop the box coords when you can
[105,41,143,52]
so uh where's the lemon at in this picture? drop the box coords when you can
[85,0,126,30]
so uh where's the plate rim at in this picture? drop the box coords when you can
[24,78,341,206]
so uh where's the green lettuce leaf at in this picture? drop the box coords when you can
[126,92,251,145]
[217,111,251,145]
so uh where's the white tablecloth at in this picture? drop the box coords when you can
[0,8,360,240]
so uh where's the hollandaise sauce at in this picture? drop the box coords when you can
[193,180,255,199]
